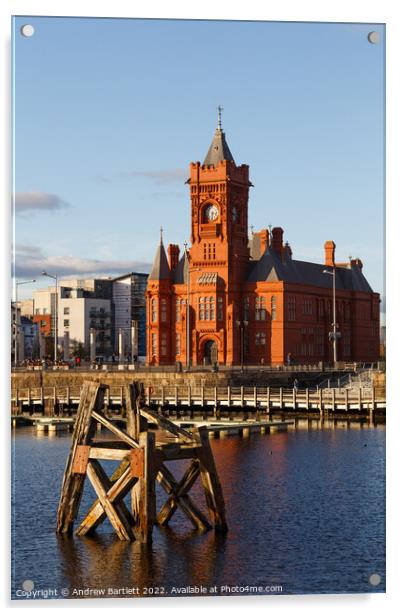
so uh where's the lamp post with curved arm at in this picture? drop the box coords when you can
[42,271,58,363]
[323,266,340,366]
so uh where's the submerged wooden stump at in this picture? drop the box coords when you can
[56,381,228,542]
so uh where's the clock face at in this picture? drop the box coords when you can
[232,206,238,222]
[205,204,219,222]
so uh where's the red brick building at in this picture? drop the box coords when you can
[146,119,380,366]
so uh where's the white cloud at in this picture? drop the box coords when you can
[13,244,151,278]
[14,192,71,214]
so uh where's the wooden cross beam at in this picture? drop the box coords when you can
[76,460,138,537]
[156,460,211,531]
[85,460,136,541]
[193,427,228,533]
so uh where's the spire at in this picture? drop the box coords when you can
[203,106,235,166]
[149,235,170,280]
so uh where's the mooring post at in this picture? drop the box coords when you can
[56,383,106,535]
[195,426,228,533]
[134,431,156,544]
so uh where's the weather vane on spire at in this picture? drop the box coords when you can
[160,226,163,243]
[217,105,224,129]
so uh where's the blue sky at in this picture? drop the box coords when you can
[12,17,385,302]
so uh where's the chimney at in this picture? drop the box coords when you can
[284,241,292,259]
[271,227,284,255]
[350,258,363,270]
[324,241,336,267]
[259,229,270,254]
[167,244,180,270]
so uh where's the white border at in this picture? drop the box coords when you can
[2,1,400,614]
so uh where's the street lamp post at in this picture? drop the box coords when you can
[323,266,339,366]
[184,242,190,371]
[14,279,36,367]
[42,271,58,363]
[183,242,201,371]
[236,319,248,373]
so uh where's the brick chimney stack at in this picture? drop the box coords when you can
[167,244,180,271]
[324,241,336,267]
[259,229,270,255]
[271,227,284,255]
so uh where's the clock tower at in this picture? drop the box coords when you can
[186,109,253,365]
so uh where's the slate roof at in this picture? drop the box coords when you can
[247,240,373,292]
[203,128,235,166]
[171,252,190,284]
[148,241,170,281]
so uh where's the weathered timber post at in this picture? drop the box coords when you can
[332,389,336,412]
[344,388,349,412]
[319,388,323,417]
[306,388,309,411]
[279,387,283,409]
[194,426,228,533]
[133,431,156,544]
[161,385,165,406]
[266,386,270,414]
[56,382,106,534]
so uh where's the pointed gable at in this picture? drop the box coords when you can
[148,241,170,281]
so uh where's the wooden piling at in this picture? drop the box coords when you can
[56,382,106,535]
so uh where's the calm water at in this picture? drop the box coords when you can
[11,421,385,600]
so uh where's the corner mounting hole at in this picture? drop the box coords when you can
[21,24,35,38]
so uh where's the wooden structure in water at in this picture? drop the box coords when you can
[56,381,227,542]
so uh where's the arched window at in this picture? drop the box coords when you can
[161,298,167,323]
[271,296,277,320]
[151,298,157,323]
[199,297,205,321]
[151,333,157,355]
[218,297,223,320]
[210,296,215,320]
[255,297,266,320]
[161,332,167,355]
[176,298,181,323]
